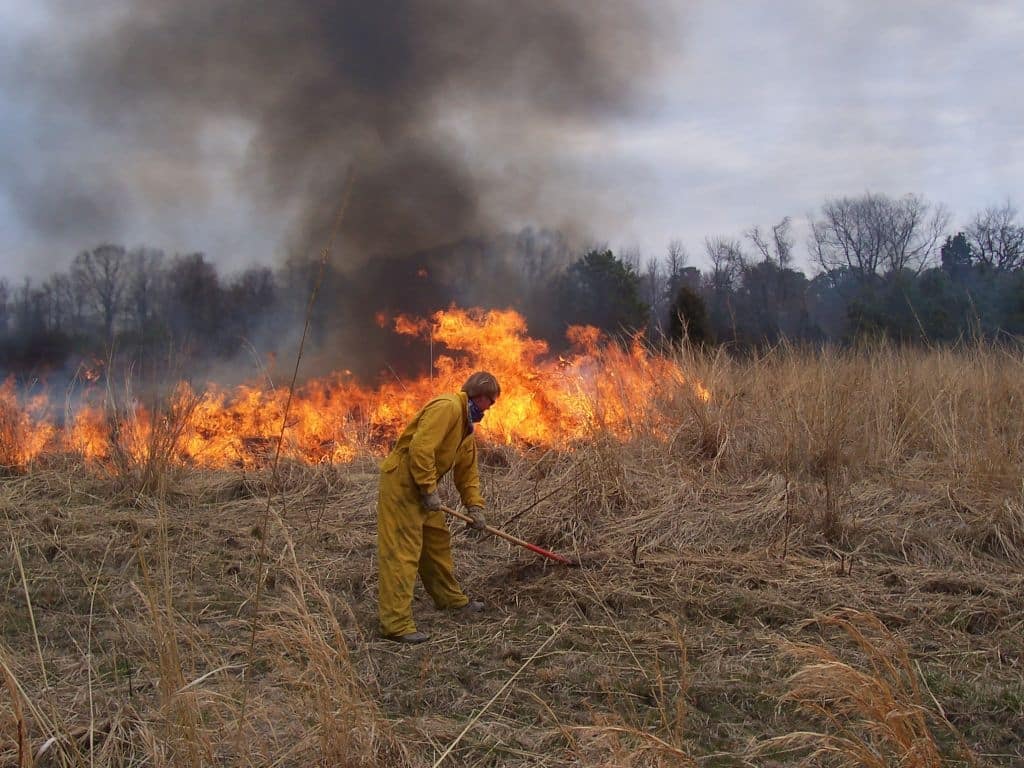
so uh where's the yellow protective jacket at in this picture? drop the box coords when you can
[376,391,484,636]
[379,391,484,506]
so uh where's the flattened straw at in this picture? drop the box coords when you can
[87,541,112,768]
[4,514,85,765]
[569,725,697,765]
[431,620,567,768]
[6,522,49,691]
[2,663,32,768]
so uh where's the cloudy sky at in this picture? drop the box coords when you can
[1,0,1021,281]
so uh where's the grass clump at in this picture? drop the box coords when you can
[757,610,970,767]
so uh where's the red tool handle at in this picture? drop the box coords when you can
[442,505,576,566]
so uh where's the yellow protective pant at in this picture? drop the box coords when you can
[377,466,469,637]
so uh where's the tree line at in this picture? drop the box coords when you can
[585,193,1023,349]
[0,247,287,376]
[1,192,1022,380]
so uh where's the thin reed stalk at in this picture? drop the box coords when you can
[233,170,355,760]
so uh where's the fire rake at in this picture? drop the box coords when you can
[441,505,576,566]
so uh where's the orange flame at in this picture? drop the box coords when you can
[0,380,57,466]
[4,307,710,468]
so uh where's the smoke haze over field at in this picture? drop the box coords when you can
[1,2,1022,294]
[2,0,669,273]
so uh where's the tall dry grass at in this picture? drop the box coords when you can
[754,610,973,767]
[658,342,1024,563]
[100,381,205,499]
[668,341,1023,491]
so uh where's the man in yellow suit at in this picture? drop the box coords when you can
[377,371,500,643]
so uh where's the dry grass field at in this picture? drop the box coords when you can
[2,343,1023,767]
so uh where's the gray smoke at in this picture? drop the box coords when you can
[16,0,668,264]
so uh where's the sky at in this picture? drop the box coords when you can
[0,0,1022,281]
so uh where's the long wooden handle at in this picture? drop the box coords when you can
[441,505,576,566]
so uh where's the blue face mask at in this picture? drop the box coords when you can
[468,398,485,423]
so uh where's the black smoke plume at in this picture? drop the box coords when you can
[12,1,670,377]
[30,1,662,257]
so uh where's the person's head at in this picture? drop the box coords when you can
[461,371,500,420]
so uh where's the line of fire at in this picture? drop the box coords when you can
[1,306,710,468]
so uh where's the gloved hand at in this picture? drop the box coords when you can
[421,491,442,511]
[466,505,487,531]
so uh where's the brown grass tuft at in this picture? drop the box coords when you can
[756,609,974,767]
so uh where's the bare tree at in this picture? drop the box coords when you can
[744,217,804,330]
[886,195,949,273]
[704,236,745,293]
[773,218,794,268]
[37,281,55,331]
[126,247,165,335]
[811,195,885,277]
[810,193,948,279]
[13,279,46,335]
[701,237,746,344]
[225,266,277,341]
[12,279,30,332]
[967,201,1024,272]
[165,252,223,350]
[663,238,691,302]
[72,244,127,341]
[746,217,794,267]
[641,257,665,336]
[46,273,78,331]
[666,239,688,275]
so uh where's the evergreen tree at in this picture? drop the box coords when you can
[940,232,974,281]
[667,284,714,347]
[555,249,648,340]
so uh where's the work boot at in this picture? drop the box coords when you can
[457,600,485,614]
[385,630,431,644]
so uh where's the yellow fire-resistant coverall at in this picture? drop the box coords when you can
[377,391,485,637]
